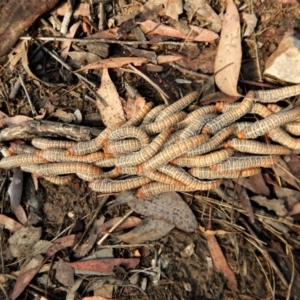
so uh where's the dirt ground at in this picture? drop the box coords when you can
[1,0,300,299]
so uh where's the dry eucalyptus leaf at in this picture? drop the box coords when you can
[242,12,257,37]
[116,218,175,244]
[8,168,23,208]
[251,195,287,217]
[128,192,198,232]
[0,214,22,232]
[214,0,242,96]
[68,51,101,69]
[96,69,126,127]
[52,109,76,123]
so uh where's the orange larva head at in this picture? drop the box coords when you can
[201,126,211,135]
[209,165,218,171]
[215,102,225,112]
[135,189,145,199]
[223,141,231,149]
[237,131,247,139]
[135,164,145,174]
[66,148,74,156]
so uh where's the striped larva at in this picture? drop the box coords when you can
[210,155,279,172]
[88,176,152,193]
[267,128,300,150]
[139,134,209,171]
[21,162,103,176]
[68,122,124,156]
[32,138,77,150]
[104,139,141,156]
[108,126,150,148]
[39,149,105,162]
[114,128,173,167]
[0,154,47,169]
[172,148,235,168]
[136,179,222,198]
[284,122,300,136]
[76,172,104,181]
[1,147,13,157]
[155,91,198,122]
[125,102,154,126]
[237,107,300,139]
[93,157,116,168]
[141,111,187,135]
[189,167,261,179]
[178,114,218,140]
[185,125,236,156]
[224,138,291,155]
[146,170,183,185]
[142,104,167,124]
[253,83,300,103]
[115,166,138,175]
[157,164,219,189]
[175,105,217,130]
[201,91,254,135]
[8,144,40,155]
[42,174,75,185]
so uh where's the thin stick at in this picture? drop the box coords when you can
[19,75,37,117]
[97,209,134,246]
[20,36,196,46]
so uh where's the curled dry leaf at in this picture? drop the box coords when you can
[128,192,198,232]
[139,20,218,42]
[214,0,242,96]
[96,69,126,127]
[8,167,23,207]
[76,57,149,72]
[0,214,22,231]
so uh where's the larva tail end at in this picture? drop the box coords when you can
[237,131,247,139]
[36,150,43,158]
[135,164,144,174]
[216,102,225,112]
[188,168,194,175]
[201,127,211,135]
[223,141,231,149]
[170,158,178,165]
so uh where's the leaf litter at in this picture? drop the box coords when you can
[0,0,300,299]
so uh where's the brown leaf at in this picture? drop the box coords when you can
[56,260,74,287]
[128,192,197,232]
[61,21,81,59]
[68,51,101,69]
[66,258,140,275]
[156,54,183,64]
[199,91,239,105]
[76,57,148,72]
[96,69,126,127]
[205,234,238,295]
[124,97,146,120]
[13,205,27,225]
[116,218,175,244]
[1,115,33,127]
[251,195,287,217]
[139,20,218,42]
[97,216,142,234]
[165,0,183,21]
[214,0,242,96]
[287,202,300,217]
[82,296,116,300]
[0,214,22,231]
[274,185,300,210]
[12,233,81,300]
[0,0,60,56]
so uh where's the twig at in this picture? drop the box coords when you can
[20,36,196,46]
[97,209,134,246]
[60,0,74,34]
[19,75,37,117]
[169,62,210,80]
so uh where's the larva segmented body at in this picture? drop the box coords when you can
[161,130,186,149]
[76,172,104,181]
[115,166,138,175]
[237,107,300,139]
[40,149,105,162]
[104,139,141,156]
[254,84,300,103]
[1,147,13,157]
[136,179,222,198]
[189,167,261,179]
[125,102,154,126]
[21,162,103,176]
[114,128,173,167]
[224,138,291,155]
[8,144,40,155]
[93,157,116,168]
[146,170,183,185]
[68,123,123,156]
[32,138,77,150]
[202,91,254,135]
[178,114,217,140]
[210,155,279,172]
[284,122,300,136]
[89,176,152,193]
[141,111,186,135]
[185,125,236,156]
[140,134,209,171]
[155,91,198,121]
[42,175,74,185]
[0,154,47,169]
[267,128,300,150]
[172,148,235,168]
[176,105,217,129]
[108,126,150,148]
[142,104,167,124]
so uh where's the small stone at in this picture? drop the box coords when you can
[264,35,300,83]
